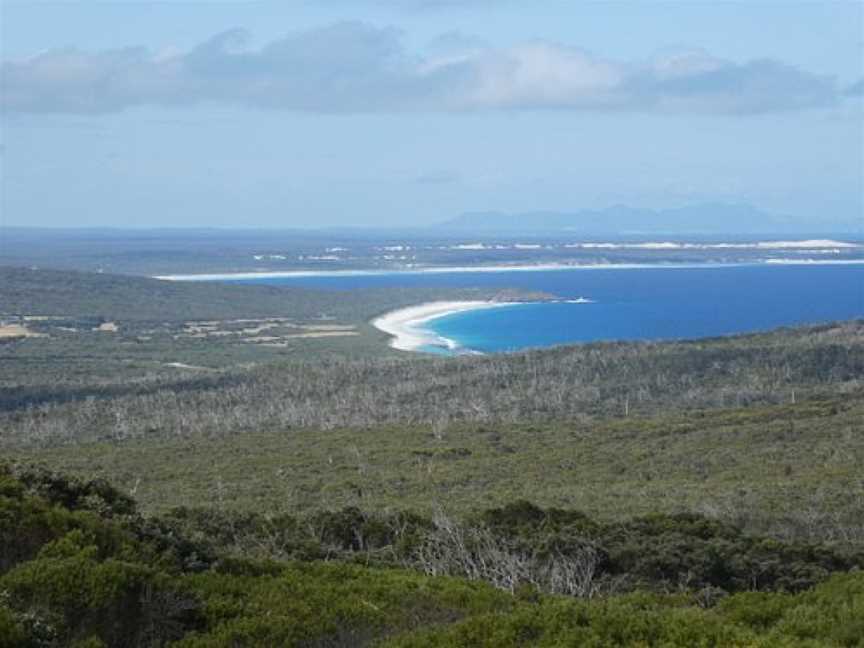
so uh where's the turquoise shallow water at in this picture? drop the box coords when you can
[233,263,863,354]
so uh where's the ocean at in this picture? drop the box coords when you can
[234,263,863,354]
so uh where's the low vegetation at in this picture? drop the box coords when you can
[0,266,533,324]
[7,229,857,276]
[2,467,863,647]
[0,267,551,382]
[2,267,863,645]
[3,316,862,442]
[9,392,863,546]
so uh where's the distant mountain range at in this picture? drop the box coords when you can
[437,203,859,235]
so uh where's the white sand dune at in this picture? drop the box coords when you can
[572,239,859,250]
[762,258,864,265]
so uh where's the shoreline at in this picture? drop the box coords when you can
[154,258,864,281]
[371,300,517,353]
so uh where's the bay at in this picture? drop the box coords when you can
[234,263,863,353]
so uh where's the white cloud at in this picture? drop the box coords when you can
[458,43,623,109]
[1,23,842,115]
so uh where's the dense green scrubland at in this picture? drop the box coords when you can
[2,268,863,645]
[0,266,551,381]
[9,394,863,546]
[3,316,862,545]
[2,467,863,647]
[1,266,543,324]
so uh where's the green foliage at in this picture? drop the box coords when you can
[0,467,127,576]
[2,266,864,645]
[0,603,31,648]
[12,392,863,549]
[173,563,511,647]
[13,467,136,518]
[598,512,862,593]
[764,572,864,646]
[480,501,600,543]
[1,466,863,647]
[383,596,758,647]
[383,576,864,647]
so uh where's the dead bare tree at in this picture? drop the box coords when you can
[405,512,600,598]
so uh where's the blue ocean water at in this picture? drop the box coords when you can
[235,264,863,353]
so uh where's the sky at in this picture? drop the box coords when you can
[1,0,862,230]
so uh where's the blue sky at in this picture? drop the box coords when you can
[1,0,862,229]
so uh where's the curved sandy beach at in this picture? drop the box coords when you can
[372,301,514,352]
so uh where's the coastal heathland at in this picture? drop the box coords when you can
[2,267,863,646]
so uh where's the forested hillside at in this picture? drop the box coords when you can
[3,318,862,445]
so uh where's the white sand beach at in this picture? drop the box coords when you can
[153,262,722,281]
[371,301,513,352]
[153,256,864,282]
